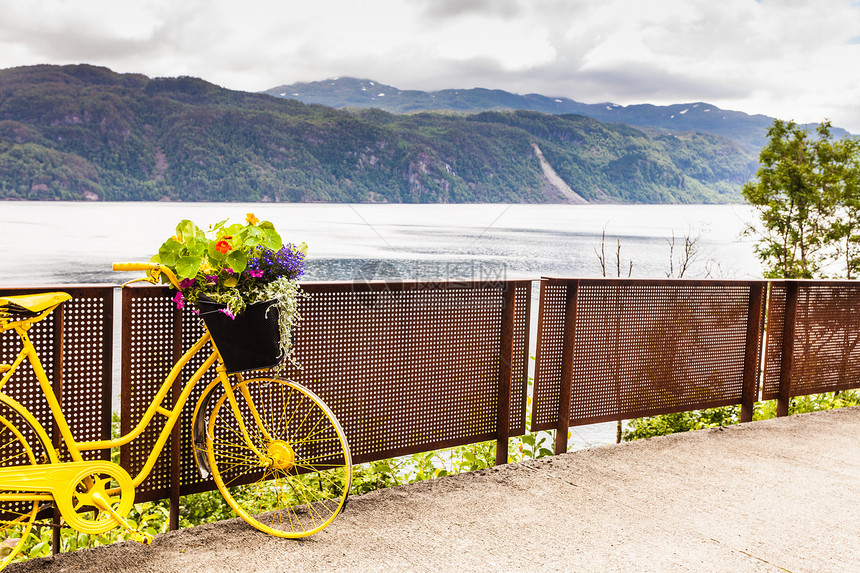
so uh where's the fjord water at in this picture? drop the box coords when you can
[0,202,761,285]
[0,202,761,449]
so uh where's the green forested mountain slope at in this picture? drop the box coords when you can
[0,64,755,203]
[266,77,852,154]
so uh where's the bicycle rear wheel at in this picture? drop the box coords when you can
[206,377,351,538]
[0,409,50,568]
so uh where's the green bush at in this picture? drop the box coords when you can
[622,390,860,441]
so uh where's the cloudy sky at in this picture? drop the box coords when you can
[2,0,859,132]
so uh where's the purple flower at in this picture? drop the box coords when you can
[179,278,196,289]
[249,269,264,278]
[246,244,306,281]
[206,275,218,285]
[173,291,185,310]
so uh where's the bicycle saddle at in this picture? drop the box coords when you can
[0,292,72,317]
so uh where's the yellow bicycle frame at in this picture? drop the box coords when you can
[0,320,274,488]
[0,268,276,498]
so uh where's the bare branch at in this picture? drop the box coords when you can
[594,225,608,277]
[666,228,702,278]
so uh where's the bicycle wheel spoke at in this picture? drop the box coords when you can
[0,450,32,467]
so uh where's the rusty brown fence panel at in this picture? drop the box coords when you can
[762,280,860,414]
[532,278,766,450]
[121,280,531,504]
[120,286,192,504]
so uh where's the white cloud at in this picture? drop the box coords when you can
[0,0,859,132]
[431,15,556,71]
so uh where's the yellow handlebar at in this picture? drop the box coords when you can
[113,262,182,290]
[113,263,161,272]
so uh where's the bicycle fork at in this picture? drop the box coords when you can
[191,371,278,480]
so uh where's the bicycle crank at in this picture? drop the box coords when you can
[0,460,148,542]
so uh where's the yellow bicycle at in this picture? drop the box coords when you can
[0,263,352,569]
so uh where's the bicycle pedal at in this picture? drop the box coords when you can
[128,530,153,545]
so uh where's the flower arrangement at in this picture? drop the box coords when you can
[151,213,306,361]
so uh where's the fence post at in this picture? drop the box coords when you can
[741,282,765,423]
[554,280,578,455]
[777,282,799,417]
[495,283,515,466]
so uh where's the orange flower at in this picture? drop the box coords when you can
[215,236,233,254]
[246,213,259,225]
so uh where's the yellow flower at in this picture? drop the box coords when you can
[172,233,183,243]
[246,213,259,225]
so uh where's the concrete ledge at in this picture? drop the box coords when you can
[11,406,860,572]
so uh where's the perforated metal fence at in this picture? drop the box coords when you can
[121,280,531,503]
[532,278,766,450]
[762,281,860,409]
[4,277,860,547]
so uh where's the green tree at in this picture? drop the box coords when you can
[743,121,828,277]
[743,120,860,278]
[828,136,860,278]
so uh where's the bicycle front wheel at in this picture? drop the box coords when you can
[207,377,352,538]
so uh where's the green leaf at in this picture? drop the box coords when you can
[262,228,282,250]
[226,250,247,272]
[157,238,184,267]
[224,223,244,236]
[176,219,203,240]
[176,256,203,279]
[185,236,207,257]
[242,225,264,247]
[29,540,49,557]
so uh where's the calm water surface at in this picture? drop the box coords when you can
[0,202,761,285]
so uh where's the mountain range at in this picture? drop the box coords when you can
[0,64,783,203]
[263,77,851,155]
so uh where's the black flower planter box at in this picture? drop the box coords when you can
[197,295,284,373]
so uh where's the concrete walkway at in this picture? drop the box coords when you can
[10,406,860,573]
